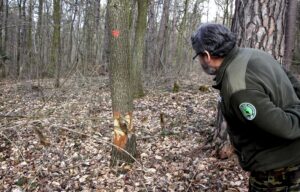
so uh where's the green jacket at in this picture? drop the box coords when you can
[213,46,300,172]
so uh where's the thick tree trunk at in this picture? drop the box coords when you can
[231,0,287,61]
[130,0,148,98]
[107,0,136,166]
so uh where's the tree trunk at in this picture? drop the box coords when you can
[283,0,298,70]
[27,0,33,78]
[95,0,102,68]
[68,0,77,68]
[83,0,94,75]
[17,0,22,77]
[101,5,110,72]
[154,0,170,73]
[175,0,189,74]
[231,0,287,61]
[52,0,61,87]
[4,0,8,54]
[143,0,156,74]
[36,0,43,79]
[107,0,136,166]
[0,0,3,49]
[130,0,148,98]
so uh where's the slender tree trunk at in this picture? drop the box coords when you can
[130,0,148,98]
[283,0,298,70]
[17,1,21,77]
[154,0,170,73]
[68,0,78,67]
[20,0,27,78]
[84,0,93,75]
[101,6,110,72]
[4,0,8,53]
[0,0,3,78]
[95,0,102,67]
[222,0,229,26]
[27,0,33,78]
[144,0,156,74]
[175,0,189,74]
[52,0,61,87]
[168,0,179,67]
[36,0,43,79]
[108,0,136,166]
[0,0,3,49]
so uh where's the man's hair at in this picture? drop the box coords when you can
[191,23,237,58]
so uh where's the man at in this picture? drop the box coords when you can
[191,23,300,191]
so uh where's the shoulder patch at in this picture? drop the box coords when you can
[239,102,256,120]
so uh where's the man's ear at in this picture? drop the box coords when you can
[203,50,211,63]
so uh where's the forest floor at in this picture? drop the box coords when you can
[0,75,249,192]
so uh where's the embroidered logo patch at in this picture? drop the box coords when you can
[239,102,256,120]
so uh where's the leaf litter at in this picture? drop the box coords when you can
[0,76,248,191]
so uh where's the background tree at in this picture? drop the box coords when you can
[51,0,61,88]
[107,0,136,166]
[153,0,170,74]
[0,0,3,50]
[283,0,298,70]
[130,0,148,98]
[214,0,234,27]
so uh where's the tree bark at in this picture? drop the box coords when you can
[95,0,102,68]
[17,0,22,77]
[4,0,7,53]
[36,0,43,79]
[107,0,136,166]
[52,0,61,87]
[154,0,170,73]
[83,0,94,75]
[130,0,148,98]
[101,5,110,72]
[231,0,287,61]
[283,0,298,70]
[27,0,33,78]
[175,0,189,74]
[0,0,3,49]
[143,0,156,74]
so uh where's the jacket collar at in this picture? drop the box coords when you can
[212,46,239,90]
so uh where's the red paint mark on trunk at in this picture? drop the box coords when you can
[112,30,120,38]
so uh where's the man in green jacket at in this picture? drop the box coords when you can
[191,23,300,191]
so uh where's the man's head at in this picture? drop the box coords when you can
[191,23,237,75]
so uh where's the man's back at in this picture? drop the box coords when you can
[217,47,300,172]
